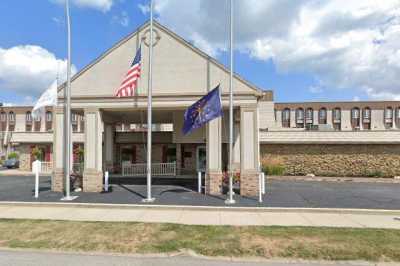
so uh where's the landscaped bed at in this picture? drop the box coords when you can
[0,219,399,262]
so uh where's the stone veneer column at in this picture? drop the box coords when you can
[205,117,222,195]
[52,106,65,192]
[83,108,103,192]
[176,143,182,175]
[104,124,114,171]
[240,106,260,197]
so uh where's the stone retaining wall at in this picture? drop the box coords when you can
[260,144,400,177]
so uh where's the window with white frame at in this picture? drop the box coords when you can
[306,108,313,123]
[385,107,393,119]
[26,111,32,122]
[0,112,6,122]
[8,112,15,122]
[319,108,327,124]
[282,108,290,128]
[333,108,341,121]
[46,111,52,122]
[363,108,371,119]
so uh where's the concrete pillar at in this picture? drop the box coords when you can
[104,124,114,171]
[360,108,364,130]
[240,106,260,197]
[83,108,103,192]
[232,122,241,171]
[313,109,319,125]
[206,117,222,195]
[51,106,64,192]
[290,109,296,128]
[176,143,182,175]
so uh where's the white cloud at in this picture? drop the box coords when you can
[0,45,77,101]
[52,0,114,12]
[148,0,400,100]
[112,11,130,27]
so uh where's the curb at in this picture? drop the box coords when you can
[1,201,400,215]
[0,247,396,266]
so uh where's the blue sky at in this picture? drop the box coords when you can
[0,0,399,105]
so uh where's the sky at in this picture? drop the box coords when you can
[0,0,399,106]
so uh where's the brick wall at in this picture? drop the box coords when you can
[261,144,400,177]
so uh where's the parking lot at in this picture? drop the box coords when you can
[1,174,400,209]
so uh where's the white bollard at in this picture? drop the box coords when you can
[259,173,263,203]
[104,171,109,192]
[32,160,41,199]
[198,171,202,193]
[262,172,266,194]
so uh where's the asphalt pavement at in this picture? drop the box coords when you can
[0,175,400,209]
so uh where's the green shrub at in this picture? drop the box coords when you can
[7,152,18,160]
[261,157,286,176]
[263,164,285,176]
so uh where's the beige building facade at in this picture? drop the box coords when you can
[1,22,400,197]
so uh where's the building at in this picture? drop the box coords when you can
[1,21,400,197]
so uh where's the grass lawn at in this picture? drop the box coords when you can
[0,219,399,262]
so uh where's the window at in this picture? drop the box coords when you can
[319,108,327,124]
[45,111,53,131]
[25,111,32,132]
[71,113,78,124]
[333,108,341,121]
[363,107,371,130]
[332,108,341,131]
[351,107,360,130]
[363,107,371,119]
[8,112,15,123]
[385,107,393,128]
[0,112,6,131]
[80,115,85,133]
[282,108,291,128]
[46,111,52,122]
[296,108,304,128]
[385,107,393,119]
[305,108,313,124]
[26,111,32,122]
[0,112,6,122]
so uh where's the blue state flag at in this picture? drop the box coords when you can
[182,85,223,135]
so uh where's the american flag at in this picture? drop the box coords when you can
[115,46,141,97]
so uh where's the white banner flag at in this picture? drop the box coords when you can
[32,80,58,119]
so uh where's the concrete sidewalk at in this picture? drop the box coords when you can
[0,202,400,229]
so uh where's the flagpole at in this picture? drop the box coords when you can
[226,0,235,204]
[61,0,75,201]
[143,0,155,202]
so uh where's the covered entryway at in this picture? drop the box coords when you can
[52,21,262,197]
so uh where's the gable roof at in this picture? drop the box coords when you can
[58,20,264,96]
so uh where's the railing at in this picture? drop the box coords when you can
[121,162,176,177]
[40,161,53,173]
